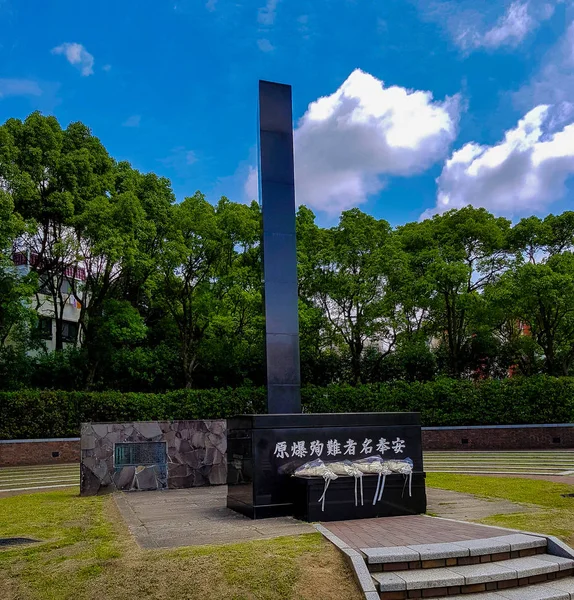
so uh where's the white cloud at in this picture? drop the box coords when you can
[258,0,278,25]
[479,2,535,48]
[293,69,460,215]
[159,147,197,176]
[102,64,112,72]
[0,78,42,98]
[122,115,141,128]
[257,38,275,52]
[244,165,259,201]
[297,13,311,39]
[423,105,574,219]
[51,42,94,76]
[416,0,555,53]
[516,21,574,108]
[206,0,217,11]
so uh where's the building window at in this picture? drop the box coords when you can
[61,279,73,295]
[38,275,51,296]
[61,321,78,343]
[38,317,53,340]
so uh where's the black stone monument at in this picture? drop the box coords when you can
[259,80,301,414]
[227,412,426,520]
[226,81,426,521]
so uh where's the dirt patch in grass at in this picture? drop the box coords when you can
[0,488,362,600]
[293,544,360,600]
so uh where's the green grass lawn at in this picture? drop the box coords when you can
[0,488,361,600]
[427,474,574,546]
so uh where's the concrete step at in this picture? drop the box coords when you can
[426,464,573,467]
[0,463,78,472]
[372,553,574,598]
[0,483,79,493]
[424,463,574,467]
[0,478,79,488]
[0,472,79,481]
[426,472,572,475]
[424,451,574,453]
[448,577,574,598]
[364,534,547,571]
[425,470,571,474]
[426,463,574,466]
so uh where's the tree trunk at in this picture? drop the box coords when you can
[350,337,363,386]
[182,346,196,389]
[85,360,99,390]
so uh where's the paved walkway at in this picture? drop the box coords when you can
[114,486,314,549]
[321,515,509,549]
[320,485,537,550]
[113,483,533,550]
[427,487,536,521]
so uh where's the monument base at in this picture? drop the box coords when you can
[227,413,426,520]
[292,473,426,522]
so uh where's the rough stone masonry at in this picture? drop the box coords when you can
[80,420,227,495]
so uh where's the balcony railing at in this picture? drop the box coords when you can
[12,252,87,281]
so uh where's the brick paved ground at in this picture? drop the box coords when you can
[322,515,509,549]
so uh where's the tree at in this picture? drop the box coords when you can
[491,253,574,376]
[154,194,262,388]
[299,207,397,384]
[509,212,574,263]
[399,206,511,377]
[1,113,114,350]
[71,163,174,386]
[0,190,35,349]
[193,198,264,388]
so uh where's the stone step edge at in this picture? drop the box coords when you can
[446,578,574,600]
[378,574,574,599]
[363,534,547,566]
[373,554,574,596]
[369,546,545,573]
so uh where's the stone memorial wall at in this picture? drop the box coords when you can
[80,420,226,496]
[227,412,426,520]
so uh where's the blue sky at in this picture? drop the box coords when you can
[1,0,573,227]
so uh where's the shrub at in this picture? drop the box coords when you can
[0,376,573,439]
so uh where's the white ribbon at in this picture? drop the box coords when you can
[319,478,331,512]
[318,471,337,512]
[377,474,386,502]
[401,472,413,498]
[353,474,364,506]
[373,473,381,505]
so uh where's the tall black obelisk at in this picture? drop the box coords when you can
[258,80,301,414]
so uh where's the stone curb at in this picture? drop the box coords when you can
[112,492,157,549]
[0,438,81,444]
[313,523,379,599]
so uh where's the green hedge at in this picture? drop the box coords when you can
[1,376,574,439]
